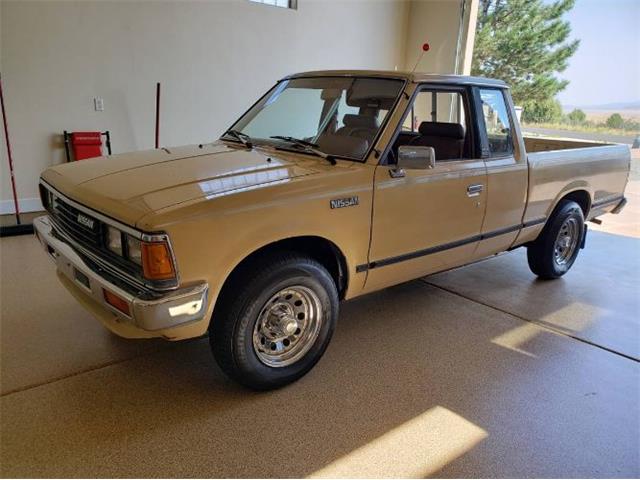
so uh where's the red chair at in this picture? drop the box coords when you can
[63,131,112,161]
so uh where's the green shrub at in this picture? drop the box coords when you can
[606,113,624,129]
[522,99,563,124]
[567,109,586,124]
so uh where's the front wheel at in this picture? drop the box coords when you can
[527,200,585,279]
[210,253,338,390]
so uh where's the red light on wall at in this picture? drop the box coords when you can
[422,43,430,52]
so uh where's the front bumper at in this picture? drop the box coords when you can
[34,216,209,338]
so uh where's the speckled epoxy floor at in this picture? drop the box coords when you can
[1,200,639,477]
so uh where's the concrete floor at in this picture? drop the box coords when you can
[1,177,639,476]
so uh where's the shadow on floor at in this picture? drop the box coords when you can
[426,230,640,360]
[1,279,638,477]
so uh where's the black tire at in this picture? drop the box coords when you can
[527,200,585,279]
[210,253,339,390]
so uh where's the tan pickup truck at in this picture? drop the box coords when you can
[35,71,630,389]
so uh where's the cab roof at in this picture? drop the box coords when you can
[284,70,508,88]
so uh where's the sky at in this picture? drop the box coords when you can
[556,0,640,107]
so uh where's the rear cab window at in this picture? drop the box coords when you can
[479,88,514,157]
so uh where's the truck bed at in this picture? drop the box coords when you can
[517,136,630,244]
[524,135,616,152]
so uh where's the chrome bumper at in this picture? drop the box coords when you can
[33,216,208,333]
[611,197,627,214]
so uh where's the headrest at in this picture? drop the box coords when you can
[418,122,465,139]
[342,114,378,130]
[317,134,369,159]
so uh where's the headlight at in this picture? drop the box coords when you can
[106,226,123,256]
[105,227,176,281]
[127,236,142,265]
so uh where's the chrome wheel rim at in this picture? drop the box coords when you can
[252,286,323,368]
[554,217,579,266]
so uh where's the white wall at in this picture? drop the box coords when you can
[0,0,476,214]
[404,0,477,74]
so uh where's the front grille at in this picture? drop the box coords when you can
[51,196,103,249]
[40,183,145,285]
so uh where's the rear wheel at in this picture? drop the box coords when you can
[527,200,585,279]
[210,253,338,390]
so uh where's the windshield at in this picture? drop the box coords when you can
[226,76,405,161]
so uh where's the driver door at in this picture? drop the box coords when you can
[362,86,488,293]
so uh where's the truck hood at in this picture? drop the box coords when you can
[42,143,320,226]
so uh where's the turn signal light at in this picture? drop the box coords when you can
[104,289,130,315]
[141,241,176,280]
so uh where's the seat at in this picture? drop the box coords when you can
[336,114,378,142]
[317,134,369,159]
[409,122,465,161]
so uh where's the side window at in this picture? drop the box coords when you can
[479,89,514,157]
[387,89,469,164]
[402,90,467,133]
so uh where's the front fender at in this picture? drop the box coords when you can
[136,164,376,329]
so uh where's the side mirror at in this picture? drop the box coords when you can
[391,146,435,177]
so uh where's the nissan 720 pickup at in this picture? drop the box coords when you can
[35,71,630,389]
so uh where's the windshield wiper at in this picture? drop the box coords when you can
[270,135,319,148]
[223,129,253,149]
[270,136,336,166]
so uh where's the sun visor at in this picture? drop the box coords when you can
[320,88,343,100]
[346,78,403,110]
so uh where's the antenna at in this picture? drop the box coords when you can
[411,43,431,74]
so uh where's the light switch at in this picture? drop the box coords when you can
[94,97,104,111]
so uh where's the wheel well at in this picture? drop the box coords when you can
[220,236,349,302]
[558,190,591,217]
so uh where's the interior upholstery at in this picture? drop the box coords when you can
[317,133,369,158]
[341,114,378,130]
[335,113,379,143]
[409,121,465,160]
[345,78,402,110]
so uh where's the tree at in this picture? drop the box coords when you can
[472,0,580,105]
[606,113,624,129]
[567,108,586,124]
[521,98,563,124]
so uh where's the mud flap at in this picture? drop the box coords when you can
[580,224,588,249]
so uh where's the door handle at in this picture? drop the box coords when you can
[467,184,484,197]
